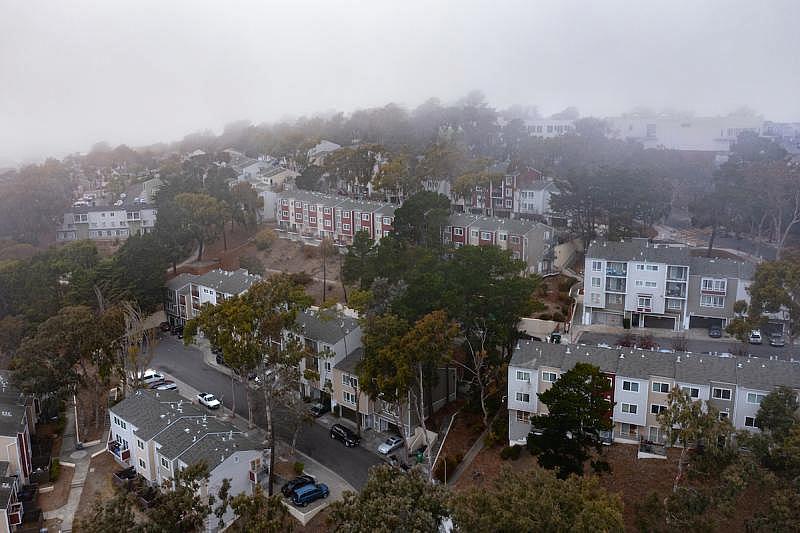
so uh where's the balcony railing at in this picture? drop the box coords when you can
[614,429,639,441]
[666,289,686,298]
[606,268,627,277]
[108,440,131,462]
[606,280,627,293]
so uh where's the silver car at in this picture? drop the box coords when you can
[378,436,404,455]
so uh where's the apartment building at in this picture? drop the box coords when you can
[164,269,261,328]
[522,119,576,138]
[0,373,37,489]
[276,190,396,245]
[443,214,554,273]
[56,202,157,242]
[108,390,266,531]
[454,167,559,219]
[582,239,755,331]
[507,341,800,446]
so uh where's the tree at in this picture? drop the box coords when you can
[174,192,225,261]
[73,491,139,532]
[450,466,624,532]
[296,164,324,191]
[147,462,214,531]
[391,191,451,247]
[226,485,292,532]
[756,385,799,441]
[327,465,449,532]
[748,258,800,344]
[111,233,169,311]
[528,362,613,478]
[342,230,376,289]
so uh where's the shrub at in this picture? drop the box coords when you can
[254,228,277,251]
[539,313,552,321]
[558,279,573,292]
[293,461,304,476]
[500,445,523,460]
[530,300,547,313]
[552,312,566,323]
[289,271,313,286]
[302,244,318,259]
[485,415,509,448]
[50,458,60,482]
[238,255,265,276]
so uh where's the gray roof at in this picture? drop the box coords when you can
[447,214,552,237]
[689,256,755,280]
[587,239,692,264]
[510,341,800,392]
[177,431,262,468]
[154,417,233,460]
[296,310,360,345]
[0,372,31,437]
[110,390,206,441]
[166,273,194,291]
[333,347,364,374]
[279,190,345,208]
[193,269,261,295]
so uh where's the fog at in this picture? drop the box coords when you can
[1,0,799,165]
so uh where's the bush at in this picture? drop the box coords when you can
[484,415,509,448]
[558,279,573,292]
[552,312,566,323]
[289,271,313,286]
[254,228,277,251]
[500,445,523,460]
[539,313,552,321]
[50,458,60,482]
[530,299,547,313]
[238,255,265,276]
[302,244,318,259]
[293,461,304,476]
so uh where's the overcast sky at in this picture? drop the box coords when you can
[2,0,799,165]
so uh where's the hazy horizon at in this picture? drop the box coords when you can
[2,0,799,166]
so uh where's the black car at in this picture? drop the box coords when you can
[330,423,360,447]
[708,325,722,338]
[309,402,329,417]
[281,474,316,498]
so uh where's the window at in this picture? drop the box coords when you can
[505,199,512,208]
[622,403,638,414]
[160,457,170,469]
[480,231,492,240]
[382,217,390,224]
[506,176,513,185]
[309,217,316,224]
[515,392,530,403]
[635,280,643,287]
[343,212,350,219]
[137,439,144,450]
[620,423,638,437]
[638,296,652,309]
[139,458,146,468]
[608,294,624,304]
[343,391,356,405]
[747,392,766,404]
[282,210,289,217]
[681,386,700,398]
[591,277,601,288]
[701,278,726,292]
[542,371,557,383]
[646,265,659,272]
[590,293,601,305]
[323,207,331,215]
[470,230,479,237]
[745,416,756,428]
[622,381,639,392]
[510,236,520,244]
[343,223,351,231]
[652,382,670,394]
[700,295,725,308]
[515,411,529,423]
[324,361,332,373]
[360,213,369,221]
[712,388,732,400]
[453,227,463,236]
[516,370,531,381]
[592,261,602,272]
[645,281,657,288]
[719,411,729,420]
[667,299,682,310]
[324,219,331,227]
[651,404,667,415]
[636,264,645,271]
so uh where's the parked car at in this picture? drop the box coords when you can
[329,424,360,447]
[281,475,316,497]
[140,369,164,385]
[155,381,177,391]
[708,325,722,338]
[309,402,329,417]
[197,392,221,409]
[769,333,786,347]
[171,325,184,337]
[292,483,329,507]
[377,436,404,455]
[749,330,763,345]
[159,321,171,332]
[215,353,225,365]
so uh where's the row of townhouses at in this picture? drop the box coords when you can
[443,214,555,274]
[582,239,765,333]
[107,390,265,531]
[508,341,800,446]
[453,167,559,219]
[274,190,396,246]
[164,269,262,328]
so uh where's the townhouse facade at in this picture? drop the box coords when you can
[443,214,555,274]
[582,239,756,332]
[108,390,266,531]
[164,269,261,328]
[56,203,157,242]
[522,119,577,138]
[508,341,800,446]
[454,167,559,219]
[276,190,396,246]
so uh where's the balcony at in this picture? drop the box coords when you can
[638,438,667,459]
[665,282,687,298]
[606,268,627,277]
[666,267,688,281]
[606,279,627,293]
[614,429,639,442]
[108,440,131,463]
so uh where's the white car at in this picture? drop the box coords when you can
[140,369,164,385]
[749,330,763,345]
[378,436,404,455]
[197,392,221,409]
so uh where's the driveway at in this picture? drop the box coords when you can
[151,335,381,489]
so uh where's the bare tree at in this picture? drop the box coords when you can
[120,301,158,397]
[449,323,493,427]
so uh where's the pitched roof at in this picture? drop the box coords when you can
[447,214,552,237]
[193,269,261,295]
[154,416,232,460]
[166,273,194,291]
[333,347,364,374]
[110,390,205,441]
[176,431,263,468]
[689,256,755,280]
[296,310,360,345]
[587,239,692,264]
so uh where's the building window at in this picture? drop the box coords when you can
[324,361,332,373]
[747,392,766,404]
[646,265,659,271]
[515,370,531,381]
[701,278,726,292]
[510,236,520,244]
[745,416,756,428]
[324,219,331,227]
[309,217,316,224]
[343,223,351,231]
[645,281,657,288]
[681,386,700,398]
[343,391,356,405]
[541,371,557,383]
[608,294,624,304]
[137,439,144,450]
[651,404,667,415]
[622,381,639,392]
[652,382,670,394]
[719,411,729,420]
[343,212,350,219]
[505,199,512,208]
[636,264,645,271]
[361,213,370,221]
[700,295,725,308]
[638,297,652,309]
[515,392,530,403]
[712,388,732,400]
[160,457,170,469]
[667,299,682,310]
[516,410,529,423]
[323,207,331,215]
[621,403,638,414]
[499,234,507,241]
[592,261,602,272]
[282,210,289,217]
[590,293,601,305]
[591,277,601,288]
[620,423,638,437]
[480,231,492,240]
[453,227,463,236]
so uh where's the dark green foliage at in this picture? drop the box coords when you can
[391,191,451,247]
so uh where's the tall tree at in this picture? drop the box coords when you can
[748,257,800,344]
[147,462,215,531]
[342,230,376,289]
[174,192,225,261]
[391,191,451,247]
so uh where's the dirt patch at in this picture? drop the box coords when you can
[75,384,109,443]
[453,444,538,491]
[531,274,575,322]
[38,464,74,512]
[75,452,119,518]
[294,507,331,532]
[433,409,485,481]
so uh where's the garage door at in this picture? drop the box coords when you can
[591,311,623,327]
[689,315,724,329]
[644,315,676,330]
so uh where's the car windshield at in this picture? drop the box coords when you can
[206,395,216,401]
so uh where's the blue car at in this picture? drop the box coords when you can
[292,483,330,507]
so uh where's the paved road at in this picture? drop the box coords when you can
[578,331,799,360]
[151,335,381,489]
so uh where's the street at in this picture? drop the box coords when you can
[151,335,381,489]
[578,331,800,361]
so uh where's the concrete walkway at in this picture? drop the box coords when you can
[43,398,109,532]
